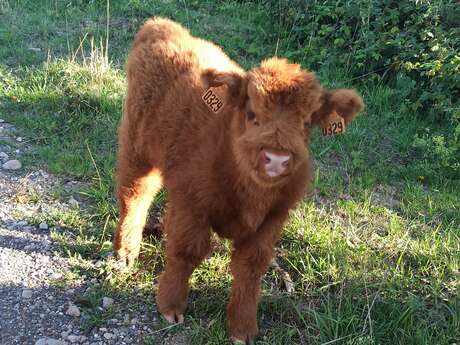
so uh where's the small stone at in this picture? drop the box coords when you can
[16,220,28,226]
[50,272,62,280]
[68,335,86,343]
[39,222,49,230]
[103,333,113,340]
[68,197,79,207]
[130,317,138,325]
[35,339,65,345]
[67,335,78,343]
[66,304,81,317]
[22,289,33,298]
[2,159,22,170]
[0,152,8,160]
[0,119,4,123]
[16,137,23,142]
[66,289,75,294]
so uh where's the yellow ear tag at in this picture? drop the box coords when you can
[321,111,345,136]
[202,87,225,114]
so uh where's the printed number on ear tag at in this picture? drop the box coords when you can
[321,111,345,136]
[202,88,225,113]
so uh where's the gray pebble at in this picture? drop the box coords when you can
[69,196,79,207]
[50,272,62,280]
[2,159,22,170]
[39,222,49,230]
[103,333,114,340]
[35,339,65,345]
[22,289,33,298]
[65,304,81,317]
[68,335,87,343]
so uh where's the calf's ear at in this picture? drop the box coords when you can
[201,69,247,106]
[311,89,364,127]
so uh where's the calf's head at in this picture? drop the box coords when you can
[204,58,364,187]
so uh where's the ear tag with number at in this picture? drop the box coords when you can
[321,111,345,136]
[202,87,225,114]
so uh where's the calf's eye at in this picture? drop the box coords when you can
[246,110,256,121]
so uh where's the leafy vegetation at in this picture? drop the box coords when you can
[260,0,460,180]
[0,1,458,344]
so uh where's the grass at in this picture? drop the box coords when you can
[0,1,459,344]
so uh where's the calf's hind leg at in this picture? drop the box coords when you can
[113,160,163,267]
[156,200,211,323]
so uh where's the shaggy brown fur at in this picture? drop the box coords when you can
[114,17,364,344]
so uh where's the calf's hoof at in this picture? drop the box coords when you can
[156,277,189,326]
[113,246,140,269]
[228,308,258,345]
[231,336,255,345]
[162,312,184,324]
[229,324,257,345]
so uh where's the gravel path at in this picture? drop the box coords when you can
[0,120,87,345]
[0,120,184,345]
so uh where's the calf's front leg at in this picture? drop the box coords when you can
[227,211,288,344]
[156,201,211,323]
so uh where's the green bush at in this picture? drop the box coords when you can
[257,0,460,179]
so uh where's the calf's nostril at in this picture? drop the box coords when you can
[264,152,271,163]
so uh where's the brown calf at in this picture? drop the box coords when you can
[114,17,364,344]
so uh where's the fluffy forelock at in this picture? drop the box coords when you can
[249,58,314,95]
[248,57,319,109]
